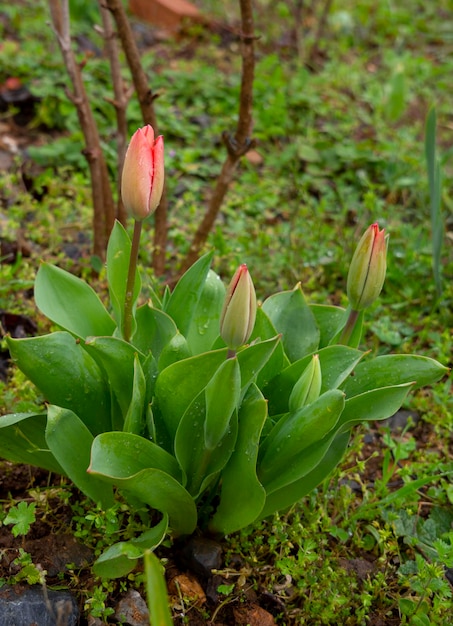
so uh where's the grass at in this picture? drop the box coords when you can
[0,0,452,623]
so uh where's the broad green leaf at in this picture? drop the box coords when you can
[93,515,168,579]
[158,332,191,371]
[209,385,267,535]
[106,220,141,335]
[88,465,197,537]
[343,355,448,397]
[144,550,174,626]
[186,269,225,354]
[154,349,227,439]
[174,391,238,498]
[236,335,281,400]
[34,263,116,339]
[90,432,182,482]
[83,336,145,418]
[259,431,350,519]
[265,345,363,416]
[123,355,146,435]
[338,383,413,431]
[0,413,64,473]
[46,405,114,508]
[250,307,287,387]
[258,389,345,488]
[261,284,320,362]
[328,306,364,348]
[164,251,214,336]
[7,332,111,435]
[133,304,178,358]
[204,357,240,450]
[309,304,346,348]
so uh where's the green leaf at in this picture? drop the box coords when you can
[265,345,364,416]
[261,284,320,362]
[4,502,36,537]
[259,431,350,519]
[90,432,182,482]
[34,262,116,339]
[164,251,214,336]
[93,515,169,579]
[158,332,191,371]
[46,405,114,508]
[123,355,147,435]
[7,332,111,435]
[88,465,197,537]
[106,220,141,335]
[144,550,174,626]
[209,385,267,535]
[237,335,282,399]
[249,307,287,387]
[133,304,178,358]
[309,304,346,348]
[338,383,413,431]
[186,269,225,354]
[0,413,64,473]
[204,357,241,450]
[342,354,448,397]
[258,390,345,490]
[174,391,238,498]
[83,336,145,419]
[154,349,227,440]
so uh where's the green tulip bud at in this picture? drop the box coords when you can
[288,354,322,412]
[347,223,387,311]
[220,264,257,352]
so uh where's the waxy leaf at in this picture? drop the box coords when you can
[259,431,350,519]
[265,345,364,415]
[88,466,197,537]
[237,336,281,400]
[46,405,114,508]
[93,515,168,579]
[209,385,267,534]
[154,349,227,439]
[144,550,174,626]
[90,432,182,482]
[164,251,214,336]
[133,304,178,358]
[309,304,346,348]
[258,389,345,488]
[337,383,413,431]
[106,220,141,336]
[35,263,115,339]
[0,412,63,473]
[204,357,241,450]
[186,269,225,354]
[262,284,320,362]
[123,355,146,435]
[250,307,287,387]
[7,332,111,435]
[343,354,449,397]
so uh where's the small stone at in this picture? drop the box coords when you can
[115,589,149,626]
[233,604,277,626]
[181,536,223,579]
[0,585,78,626]
[168,573,206,605]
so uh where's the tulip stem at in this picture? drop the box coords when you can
[123,219,142,342]
[339,308,359,345]
[227,349,236,359]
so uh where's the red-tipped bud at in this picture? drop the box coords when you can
[220,264,257,351]
[121,125,164,221]
[347,223,387,311]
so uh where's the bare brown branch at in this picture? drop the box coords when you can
[179,0,256,275]
[48,0,115,258]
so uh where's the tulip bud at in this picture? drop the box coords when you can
[220,264,257,352]
[288,354,322,412]
[121,125,164,221]
[346,223,387,311]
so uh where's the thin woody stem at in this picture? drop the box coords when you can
[123,220,142,342]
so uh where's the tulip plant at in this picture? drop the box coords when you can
[0,126,447,579]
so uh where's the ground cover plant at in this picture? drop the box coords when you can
[0,0,452,624]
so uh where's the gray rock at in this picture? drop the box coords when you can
[0,585,78,626]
